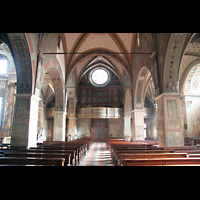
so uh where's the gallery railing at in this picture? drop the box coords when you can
[77,107,123,119]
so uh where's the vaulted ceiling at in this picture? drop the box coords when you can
[64,33,135,63]
[62,33,137,77]
[40,33,155,94]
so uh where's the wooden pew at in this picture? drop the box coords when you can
[0,144,10,149]
[188,154,200,157]
[117,146,200,166]
[117,153,188,166]
[164,146,200,150]
[32,139,90,165]
[3,152,72,166]
[0,149,21,154]
[106,139,158,150]
[112,150,174,164]
[0,139,90,166]
[107,139,200,166]
[1,147,76,166]
[21,149,76,166]
[122,157,200,166]
[43,139,91,153]
[0,157,65,166]
[30,145,81,165]
[111,146,164,162]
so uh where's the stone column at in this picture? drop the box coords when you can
[3,82,16,128]
[124,87,132,141]
[124,117,131,140]
[38,104,45,136]
[67,117,77,140]
[53,111,66,141]
[146,104,158,141]
[180,94,194,138]
[152,104,158,141]
[131,109,145,140]
[155,93,184,147]
[28,95,41,147]
[11,94,40,148]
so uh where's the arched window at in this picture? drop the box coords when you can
[92,69,108,84]
[0,55,7,74]
[89,67,110,87]
[185,64,200,93]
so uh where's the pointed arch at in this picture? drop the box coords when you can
[163,33,190,93]
[39,58,65,112]
[134,66,151,109]
[5,33,33,94]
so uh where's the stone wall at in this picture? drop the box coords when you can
[180,95,200,139]
[77,119,91,139]
[192,96,200,138]
[76,118,124,139]
[108,119,124,138]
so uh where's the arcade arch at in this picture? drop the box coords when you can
[0,41,17,143]
[66,52,132,141]
[132,66,157,141]
[37,58,65,142]
[180,62,200,140]
[3,32,200,148]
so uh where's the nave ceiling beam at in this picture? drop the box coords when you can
[43,52,152,55]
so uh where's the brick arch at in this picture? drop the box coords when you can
[133,56,155,89]
[163,33,189,93]
[134,66,151,109]
[39,60,64,111]
[68,49,131,79]
[124,87,132,117]
[5,33,32,94]
[133,55,157,108]
[179,59,200,94]
[25,33,37,94]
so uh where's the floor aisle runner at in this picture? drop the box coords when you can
[78,142,114,166]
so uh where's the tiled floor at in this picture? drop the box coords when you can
[78,142,114,166]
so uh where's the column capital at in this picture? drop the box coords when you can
[155,93,181,101]
[54,110,65,114]
[180,92,200,98]
[14,93,41,102]
[14,93,32,98]
[131,109,144,113]
[68,117,77,120]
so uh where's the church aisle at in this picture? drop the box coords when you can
[78,142,114,166]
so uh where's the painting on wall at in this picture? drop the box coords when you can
[166,99,180,129]
[191,78,200,92]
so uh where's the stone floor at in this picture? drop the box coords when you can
[78,142,114,166]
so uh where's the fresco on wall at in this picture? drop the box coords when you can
[166,99,180,129]
[185,65,200,93]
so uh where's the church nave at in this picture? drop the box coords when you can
[78,142,114,166]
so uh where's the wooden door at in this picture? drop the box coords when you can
[92,119,107,142]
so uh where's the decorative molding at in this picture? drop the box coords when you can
[163,33,189,93]
[155,93,181,101]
